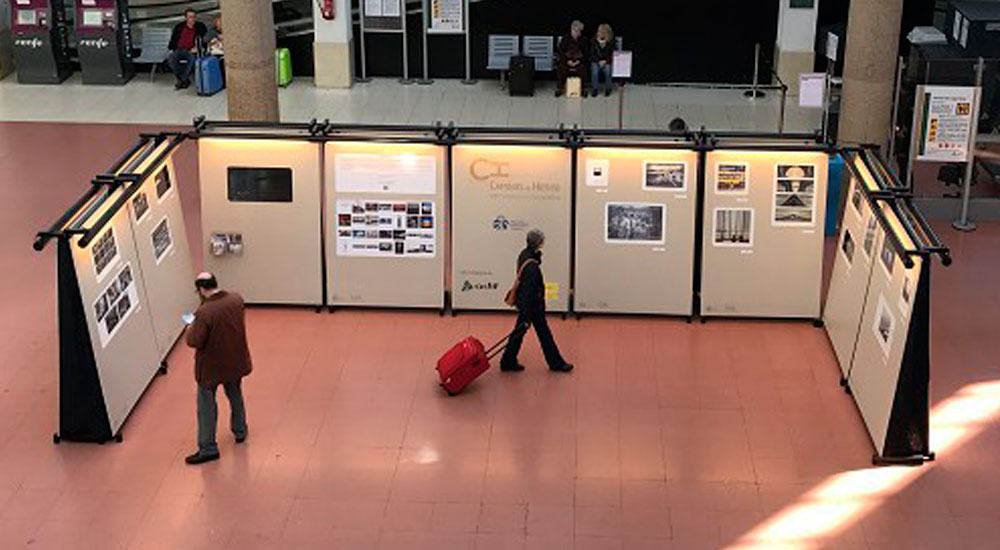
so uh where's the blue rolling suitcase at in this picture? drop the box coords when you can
[194,56,224,97]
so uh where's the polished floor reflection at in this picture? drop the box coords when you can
[1,122,999,549]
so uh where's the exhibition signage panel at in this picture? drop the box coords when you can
[325,142,447,308]
[451,145,572,312]
[199,139,323,305]
[125,157,198,359]
[363,0,403,31]
[701,150,829,318]
[823,158,881,378]
[67,185,161,438]
[914,86,978,162]
[428,0,463,34]
[575,147,697,315]
[845,204,924,457]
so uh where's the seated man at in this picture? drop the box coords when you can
[556,20,587,97]
[167,9,207,90]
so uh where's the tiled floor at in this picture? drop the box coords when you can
[3,121,1000,550]
[0,74,821,132]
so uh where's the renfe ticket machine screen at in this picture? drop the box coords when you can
[82,10,103,26]
[17,10,37,25]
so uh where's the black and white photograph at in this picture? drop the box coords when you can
[713,207,754,247]
[132,191,150,223]
[118,264,133,291]
[154,168,172,200]
[643,161,687,191]
[605,202,666,244]
[873,295,895,356]
[151,217,173,263]
[91,227,118,279]
[851,181,863,214]
[880,237,895,276]
[863,217,877,256]
[841,229,856,265]
[104,306,120,336]
[773,164,816,226]
[94,294,109,322]
[716,163,748,194]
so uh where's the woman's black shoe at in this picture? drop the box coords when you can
[500,363,526,372]
[550,363,574,372]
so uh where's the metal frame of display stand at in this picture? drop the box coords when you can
[419,0,476,85]
[356,0,413,84]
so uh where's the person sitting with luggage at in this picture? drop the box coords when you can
[555,20,587,98]
[499,229,574,373]
[167,8,207,90]
[589,24,614,97]
[205,15,225,82]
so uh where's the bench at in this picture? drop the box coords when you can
[132,27,173,82]
[522,35,554,72]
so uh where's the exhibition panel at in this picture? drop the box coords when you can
[34,134,189,442]
[199,138,324,306]
[575,146,698,315]
[325,141,447,309]
[451,143,573,312]
[701,149,830,319]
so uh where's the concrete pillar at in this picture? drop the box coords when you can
[313,0,354,88]
[774,0,819,96]
[839,0,904,146]
[219,0,279,121]
[0,0,14,80]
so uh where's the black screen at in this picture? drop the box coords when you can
[227,167,293,203]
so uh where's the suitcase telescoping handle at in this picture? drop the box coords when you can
[485,321,530,360]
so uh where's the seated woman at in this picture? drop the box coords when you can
[555,20,587,97]
[589,24,614,97]
[204,16,224,81]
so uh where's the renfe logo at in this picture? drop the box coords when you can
[461,280,499,292]
[470,159,510,181]
[492,215,510,230]
[15,38,44,49]
[80,38,110,50]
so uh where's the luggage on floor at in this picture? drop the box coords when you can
[436,324,526,395]
[194,55,224,97]
[508,54,535,97]
[276,47,292,87]
[565,76,582,98]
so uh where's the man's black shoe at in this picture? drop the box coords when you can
[185,451,220,465]
[550,363,574,373]
[500,363,526,372]
[174,81,184,90]
[555,89,564,97]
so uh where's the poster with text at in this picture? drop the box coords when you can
[336,199,436,258]
[429,0,464,33]
[917,86,976,162]
[335,153,437,195]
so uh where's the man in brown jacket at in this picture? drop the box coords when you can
[184,272,252,465]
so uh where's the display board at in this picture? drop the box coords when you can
[451,145,572,312]
[575,147,697,315]
[701,150,829,318]
[125,158,198,359]
[823,161,881,378]
[66,186,161,439]
[199,139,323,306]
[325,142,447,308]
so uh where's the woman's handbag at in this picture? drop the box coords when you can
[503,259,538,307]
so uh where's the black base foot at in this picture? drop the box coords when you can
[355,77,373,83]
[53,433,61,444]
[399,78,415,85]
[872,452,929,466]
[158,361,167,375]
[114,433,123,443]
[839,376,847,387]
[743,89,766,99]
[461,79,478,85]
[844,384,853,395]
[813,318,825,328]
[416,79,434,85]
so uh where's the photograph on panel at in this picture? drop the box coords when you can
[901,274,912,310]
[605,202,666,244]
[715,162,749,194]
[863,216,877,257]
[773,164,816,225]
[95,262,138,347]
[151,217,173,263]
[154,167,172,201]
[880,235,896,277]
[92,227,119,280]
[586,158,610,187]
[643,161,686,191]
[851,180,863,215]
[713,207,754,247]
[873,294,895,356]
[132,191,150,223]
[841,228,856,266]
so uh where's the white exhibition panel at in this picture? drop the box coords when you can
[70,189,161,434]
[846,204,922,456]
[199,139,323,305]
[125,158,198,359]
[701,150,829,318]
[575,147,697,315]
[325,142,447,308]
[823,160,881,378]
[451,145,572,312]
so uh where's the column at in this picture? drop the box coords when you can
[773,0,819,96]
[314,0,354,88]
[219,0,279,121]
[839,0,904,145]
[0,0,14,80]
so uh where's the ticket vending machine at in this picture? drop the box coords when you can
[10,0,70,83]
[75,0,132,84]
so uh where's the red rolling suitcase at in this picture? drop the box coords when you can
[436,325,524,395]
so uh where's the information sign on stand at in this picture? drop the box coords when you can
[799,73,826,108]
[428,0,463,33]
[358,0,411,83]
[914,86,978,162]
